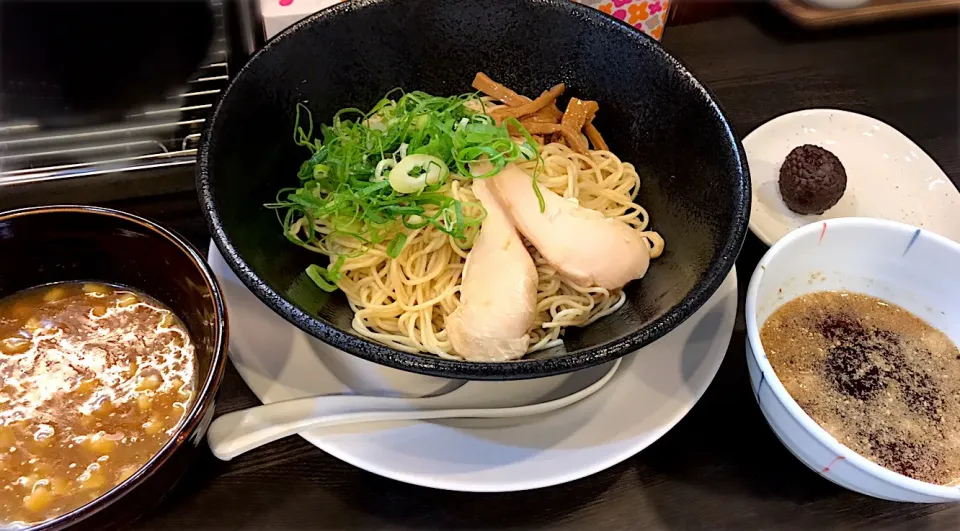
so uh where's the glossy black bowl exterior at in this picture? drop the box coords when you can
[198,0,749,380]
[0,206,228,530]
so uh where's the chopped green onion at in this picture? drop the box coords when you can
[386,233,408,258]
[313,164,329,179]
[519,143,537,161]
[374,159,395,182]
[305,264,338,292]
[267,89,542,293]
[389,154,449,194]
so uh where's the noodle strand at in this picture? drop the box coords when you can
[296,143,663,358]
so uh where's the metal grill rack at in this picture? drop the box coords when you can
[0,5,233,207]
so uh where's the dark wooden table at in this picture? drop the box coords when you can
[111,5,959,530]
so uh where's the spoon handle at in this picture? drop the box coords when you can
[207,358,619,461]
[207,394,435,461]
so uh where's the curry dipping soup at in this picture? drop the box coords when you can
[0,282,198,527]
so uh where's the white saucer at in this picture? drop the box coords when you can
[208,243,737,492]
[744,108,960,246]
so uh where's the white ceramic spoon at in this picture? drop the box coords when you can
[207,358,620,461]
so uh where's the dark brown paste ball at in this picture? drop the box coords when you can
[778,145,847,215]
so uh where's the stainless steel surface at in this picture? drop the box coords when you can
[0,3,233,206]
[231,0,264,60]
[0,57,226,186]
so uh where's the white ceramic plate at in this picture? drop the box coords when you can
[209,244,737,492]
[744,108,960,246]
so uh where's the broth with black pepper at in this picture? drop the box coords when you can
[0,282,197,527]
[761,290,960,485]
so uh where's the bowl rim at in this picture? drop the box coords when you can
[0,204,230,529]
[745,216,960,500]
[196,0,750,379]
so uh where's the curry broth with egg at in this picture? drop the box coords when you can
[0,282,197,526]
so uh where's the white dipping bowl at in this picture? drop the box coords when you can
[745,217,960,502]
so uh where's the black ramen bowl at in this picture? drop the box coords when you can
[198,0,749,380]
[0,205,228,530]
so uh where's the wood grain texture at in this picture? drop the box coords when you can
[105,6,959,530]
[773,0,960,30]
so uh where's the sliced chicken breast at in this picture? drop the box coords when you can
[447,179,538,362]
[485,163,650,290]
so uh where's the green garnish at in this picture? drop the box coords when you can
[385,233,408,259]
[267,89,543,292]
[304,259,343,293]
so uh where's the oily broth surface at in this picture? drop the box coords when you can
[761,290,960,485]
[0,282,197,526]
